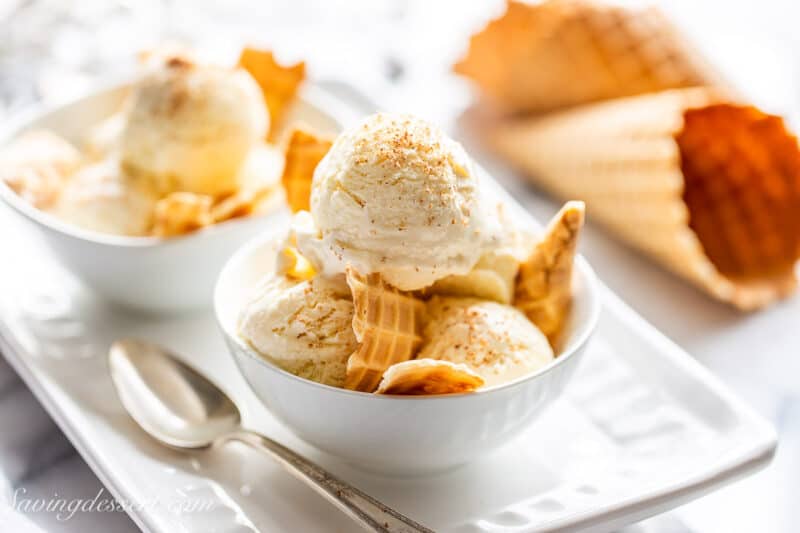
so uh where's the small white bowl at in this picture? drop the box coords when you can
[0,83,356,313]
[215,188,601,475]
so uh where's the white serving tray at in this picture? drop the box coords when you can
[0,199,776,532]
[0,82,776,532]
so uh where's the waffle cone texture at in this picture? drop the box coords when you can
[345,269,426,392]
[376,359,484,395]
[455,0,724,114]
[489,88,800,309]
[516,201,585,345]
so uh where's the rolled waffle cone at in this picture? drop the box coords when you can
[454,0,724,114]
[345,268,426,392]
[490,87,800,310]
[376,359,484,396]
[516,201,585,346]
[280,128,332,213]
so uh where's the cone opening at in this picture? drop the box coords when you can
[676,104,800,280]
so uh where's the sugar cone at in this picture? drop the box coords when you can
[489,87,800,310]
[376,359,484,396]
[345,268,426,392]
[516,201,585,346]
[454,0,724,114]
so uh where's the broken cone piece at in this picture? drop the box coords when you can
[345,268,426,393]
[376,359,484,395]
[515,201,585,346]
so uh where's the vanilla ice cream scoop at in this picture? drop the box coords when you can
[427,196,538,304]
[238,274,357,388]
[120,57,268,196]
[418,297,554,387]
[53,159,157,236]
[1,130,82,208]
[301,112,499,291]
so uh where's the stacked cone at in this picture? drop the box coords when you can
[488,88,800,309]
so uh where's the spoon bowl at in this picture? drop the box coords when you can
[109,339,240,448]
[108,338,433,533]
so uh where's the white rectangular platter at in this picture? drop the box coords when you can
[0,199,776,533]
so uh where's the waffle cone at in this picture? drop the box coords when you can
[281,128,332,213]
[516,201,585,346]
[454,0,724,114]
[489,88,800,310]
[238,47,306,136]
[376,359,484,395]
[153,192,213,237]
[345,269,426,392]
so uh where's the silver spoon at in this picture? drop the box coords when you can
[109,338,433,533]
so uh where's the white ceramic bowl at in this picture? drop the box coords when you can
[215,182,601,475]
[0,83,355,313]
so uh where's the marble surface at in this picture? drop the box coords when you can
[0,1,798,532]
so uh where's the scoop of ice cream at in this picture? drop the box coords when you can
[426,198,538,303]
[53,159,157,236]
[418,297,554,387]
[120,57,268,196]
[0,130,81,208]
[302,112,499,291]
[238,274,357,387]
[426,251,520,304]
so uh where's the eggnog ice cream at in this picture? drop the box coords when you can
[120,57,268,196]
[238,274,357,387]
[419,297,554,387]
[298,113,499,291]
[53,159,157,236]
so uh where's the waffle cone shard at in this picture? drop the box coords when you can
[211,185,274,223]
[153,192,213,237]
[238,47,305,135]
[454,0,724,114]
[280,128,332,213]
[345,269,426,392]
[377,359,484,395]
[515,201,584,345]
[490,88,800,310]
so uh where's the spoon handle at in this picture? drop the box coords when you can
[224,430,433,533]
